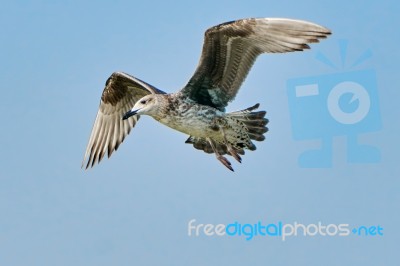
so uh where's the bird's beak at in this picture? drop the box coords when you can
[122,108,140,120]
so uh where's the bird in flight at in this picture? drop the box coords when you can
[82,18,331,171]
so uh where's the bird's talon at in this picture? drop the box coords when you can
[217,155,234,171]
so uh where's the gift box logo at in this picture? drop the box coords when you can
[286,41,381,168]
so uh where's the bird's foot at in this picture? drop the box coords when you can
[227,146,242,163]
[217,155,234,172]
[207,137,235,172]
[221,127,242,163]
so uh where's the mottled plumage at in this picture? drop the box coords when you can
[82,18,331,171]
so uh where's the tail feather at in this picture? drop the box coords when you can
[248,133,265,141]
[242,119,268,127]
[242,111,267,119]
[185,103,267,158]
[228,103,269,142]
[228,103,259,114]
[247,126,268,134]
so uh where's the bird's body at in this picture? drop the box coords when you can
[148,93,264,151]
[82,18,331,171]
[155,94,225,138]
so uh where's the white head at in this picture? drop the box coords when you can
[122,94,161,120]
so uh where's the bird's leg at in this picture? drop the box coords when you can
[220,127,242,163]
[206,137,234,172]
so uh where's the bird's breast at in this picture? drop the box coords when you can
[157,103,224,138]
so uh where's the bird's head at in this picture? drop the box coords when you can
[122,94,161,120]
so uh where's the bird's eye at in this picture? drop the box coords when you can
[140,100,146,104]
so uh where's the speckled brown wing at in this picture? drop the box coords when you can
[181,18,331,110]
[82,72,166,169]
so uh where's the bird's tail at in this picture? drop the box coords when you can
[185,103,268,156]
[227,103,269,144]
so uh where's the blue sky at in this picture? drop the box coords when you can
[1,0,399,265]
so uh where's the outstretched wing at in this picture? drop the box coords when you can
[181,18,331,110]
[82,72,166,169]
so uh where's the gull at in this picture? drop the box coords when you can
[82,18,331,171]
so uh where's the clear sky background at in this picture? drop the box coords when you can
[1,0,399,265]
